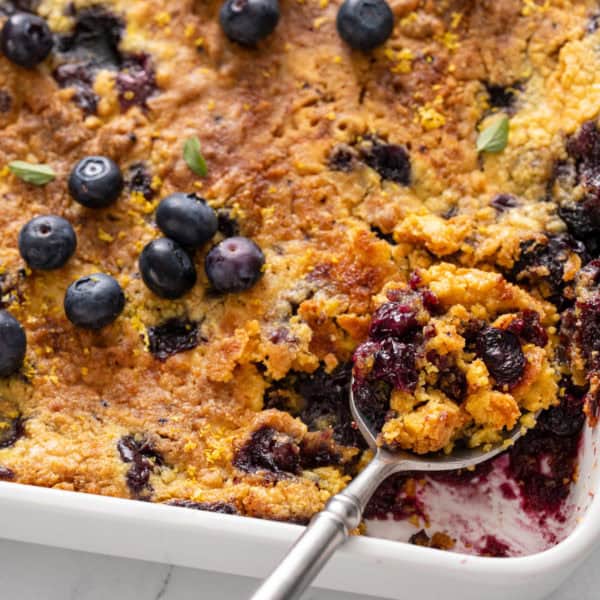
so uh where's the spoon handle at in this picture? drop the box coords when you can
[249,452,399,600]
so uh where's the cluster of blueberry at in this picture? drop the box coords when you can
[220,0,394,50]
[1,154,265,378]
[0,0,395,74]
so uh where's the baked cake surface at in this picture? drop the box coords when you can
[0,0,598,549]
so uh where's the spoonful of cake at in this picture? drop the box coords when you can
[250,264,559,600]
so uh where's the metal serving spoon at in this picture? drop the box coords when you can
[250,374,532,600]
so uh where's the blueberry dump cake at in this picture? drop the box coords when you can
[0,0,599,557]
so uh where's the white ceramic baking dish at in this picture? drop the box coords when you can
[0,419,598,600]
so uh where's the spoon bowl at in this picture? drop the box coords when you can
[349,374,534,472]
[250,373,536,600]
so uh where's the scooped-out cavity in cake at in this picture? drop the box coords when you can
[352,264,559,454]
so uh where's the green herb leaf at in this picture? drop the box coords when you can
[183,136,208,177]
[476,115,509,153]
[8,161,56,186]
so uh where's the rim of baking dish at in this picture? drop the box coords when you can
[0,473,599,578]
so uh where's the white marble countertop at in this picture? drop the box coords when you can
[0,537,597,599]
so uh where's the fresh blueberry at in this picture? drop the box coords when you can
[64,273,125,329]
[155,193,218,249]
[1,12,53,68]
[139,237,197,299]
[219,0,280,46]
[205,236,265,293]
[68,156,124,208]
[0,310,26,376]
[336,0,394,51]
[18,215,77,270]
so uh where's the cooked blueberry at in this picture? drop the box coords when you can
[139,238,197,299]
[549,121,600,256]
[336,0,394,51]
[358,138,411,184]
[475,326,526,388]
[372,338,418,392]
[266,363,364,448]
[1,13,53,68]
[18,215,76,270]
[428,352,467,402]
[53,7,123,114]
[0,90,12,112]
[506,310,548,347]
[53,62,98,114]
[126,162,154,200]
[0,466,14,480]
[364,471,424,521]
[559,200,600,241]
[147,318,199,361]
[351,376,390,434]
[56,6,123,68]
[576,295,600,371]
[507,234,587,309]
[166,500,238,514]
[156,193,218,249]
[0,414,24,447]
[68,156,124,208]
[234,426,301,475]
[0,311,25,377]
[117,435,163,498]
[116,53,156,110]
[370,225,396,244]
[588,13,600,34]
[299,430,341,468]
[64,273,125,329]
[539,390,585,437]
[491,194,519,211]
[0,2,39,17]
[328,144,357,172]
[484,82,520,112]
[219,0,280,45]
[566,120,600,164]
[205,236,265,293]
[369,301,418,340]
[437,366,467,402]
[216,209,240,237]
